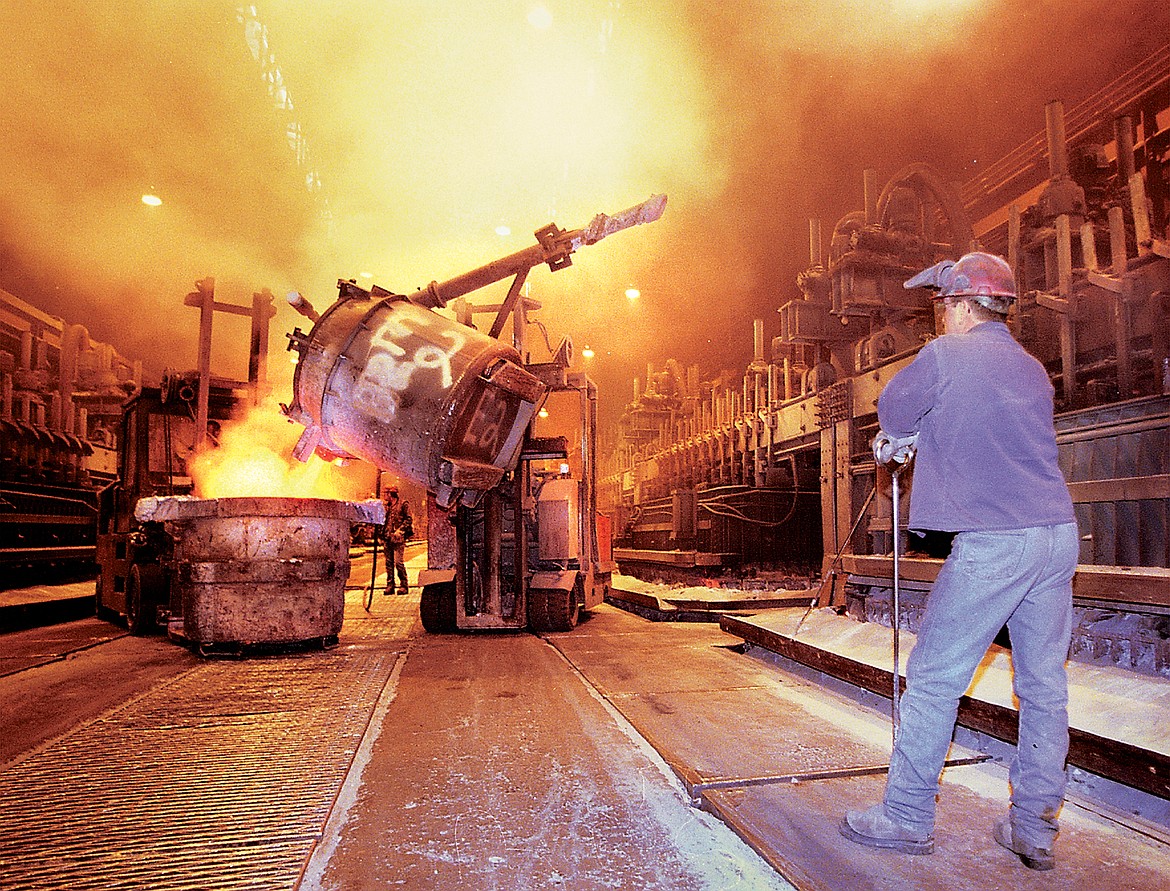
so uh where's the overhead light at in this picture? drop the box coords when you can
[582,345,594,358]
[528,5,553,29]
[538,407,549,418]
[141,194,162,207]
[495,223,511,237]
[625,287,640,300]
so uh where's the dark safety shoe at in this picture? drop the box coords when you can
[839,804,934,855]
[397,587,409,596]
[994,818,1055,871]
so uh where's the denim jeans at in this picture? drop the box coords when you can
[882,523,1078,847]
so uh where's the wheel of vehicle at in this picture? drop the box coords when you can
[126,563,166,635]
[420,582,457,633]
[528,584,580,633]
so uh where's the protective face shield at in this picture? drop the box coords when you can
[904,252,1016,314]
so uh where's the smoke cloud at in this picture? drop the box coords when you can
[1,1,1167,432]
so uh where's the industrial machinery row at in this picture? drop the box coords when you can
[602,43,1170,677]
[0,289,139,578]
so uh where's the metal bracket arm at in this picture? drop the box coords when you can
[1033,291,1070,313]
[408,194,667,310]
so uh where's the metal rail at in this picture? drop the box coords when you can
[0,544,95,564]
[960,41,1170,214]
[690,755,992,805]
[840,554,1170,612]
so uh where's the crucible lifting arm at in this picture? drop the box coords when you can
[407,194,667,311]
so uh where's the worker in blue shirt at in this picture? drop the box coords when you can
[840,252,1077,872]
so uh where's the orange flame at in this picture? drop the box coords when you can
[189,399,370,501]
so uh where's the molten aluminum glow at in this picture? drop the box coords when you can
[188,399,369,500]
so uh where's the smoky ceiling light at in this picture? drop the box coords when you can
[625,287,640,300]
[582,345,595,358]
[141,194,162,207]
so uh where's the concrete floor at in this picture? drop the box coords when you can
[305,555,790,890]
[0,553,789,891]
[4,551,1169,890]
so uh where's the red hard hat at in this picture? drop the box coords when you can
[905,252,1016,313]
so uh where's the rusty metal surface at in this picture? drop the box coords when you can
[139,497,380,646]
[135,495,384,524]
[580,193,667,245]
[0,646,396,891]
[285,293,545,508]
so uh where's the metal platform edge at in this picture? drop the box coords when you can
[0,593,94,633]
[719,613,1170,801]
[605,582,814,623]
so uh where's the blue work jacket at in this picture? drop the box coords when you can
[877,321,1076,533]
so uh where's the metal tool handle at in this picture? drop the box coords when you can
[891,467,903,745]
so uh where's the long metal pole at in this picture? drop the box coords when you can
[194,278,214,451]
[366,473,382,611]
[891,467,903,744]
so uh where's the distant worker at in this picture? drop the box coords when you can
[839,252,1077,871]
[380,485,414,596]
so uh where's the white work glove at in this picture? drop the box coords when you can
[873,430,918,466]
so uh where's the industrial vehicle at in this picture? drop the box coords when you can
[418,362,613,633]
[94,366,381,649]
[95,280,275,635]
[284,195,664,632]
[94,373,247,633]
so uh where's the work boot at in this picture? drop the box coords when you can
[397,586,409,596]
[993,818,1055,871]
[839,804,934,855]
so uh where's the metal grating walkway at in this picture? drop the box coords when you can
[0,649,396,890]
